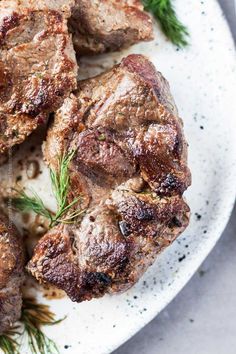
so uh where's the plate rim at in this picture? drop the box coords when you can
[107,1,236,353]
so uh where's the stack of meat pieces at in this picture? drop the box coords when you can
[0,0,191,334]
[28,54,191,302]
[0,0,152,156]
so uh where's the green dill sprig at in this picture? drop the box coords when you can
[12,190,53,222]
[49,150,83,226]
[142,0,189,47]
[0,298,62,354]
[12,150,83,227]
[50,151,75,212]
[0,327,20,354]
[20,298,61,354]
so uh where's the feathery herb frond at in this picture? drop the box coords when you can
[12,150,83,227]
[50,150,75,209]
[0,327,20,354]
[20,298,60,354]
[49,150,81,226]
[142,0,189,47]
[12,190,52,222]
[0,298,62,354]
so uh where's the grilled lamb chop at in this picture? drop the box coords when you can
[0,213,24,334]
[28,55,191,302]
[70,0,153,55]
[0,0,77,156]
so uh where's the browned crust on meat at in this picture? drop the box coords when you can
[70,0,153,55]
[0,2,77,155]
[29,194,190,302]
[0,213,24,334]
[28,55,191,302]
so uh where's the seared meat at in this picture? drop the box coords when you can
[28,55,191,302]
[0,0,77,155]
[70,0,153,55]
[28,196,189,302]
[0,213,24,334]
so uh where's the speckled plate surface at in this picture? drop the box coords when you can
[1,1,236,353]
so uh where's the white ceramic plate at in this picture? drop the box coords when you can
[1,0,236,353]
